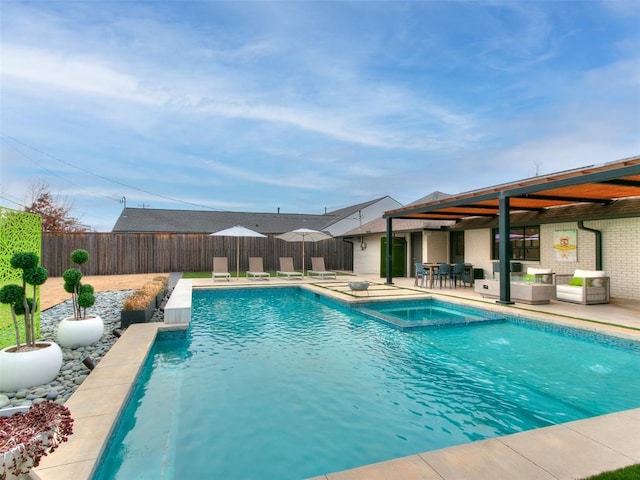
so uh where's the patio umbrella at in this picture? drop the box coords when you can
[210,225,266,279]
[275,228,332,276]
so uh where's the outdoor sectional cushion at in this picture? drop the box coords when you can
[572,269,607,287]
[572,269,607,278]
[526,267,553,284]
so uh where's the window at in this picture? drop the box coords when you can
[492,226,540,261]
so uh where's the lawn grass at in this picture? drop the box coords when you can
[582,465,640,479]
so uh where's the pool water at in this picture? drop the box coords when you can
[94,288,640,480]
[356,298,504,328]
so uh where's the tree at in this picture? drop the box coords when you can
[24,181,89,232]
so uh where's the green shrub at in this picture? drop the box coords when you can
[0,252,48,349]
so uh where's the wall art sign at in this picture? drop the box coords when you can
[553,229,577,262]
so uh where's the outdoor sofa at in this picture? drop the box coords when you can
[555,269,610,305]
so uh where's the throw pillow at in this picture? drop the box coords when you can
[568,277,582,286]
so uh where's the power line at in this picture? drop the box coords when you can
[2,136,121,205]
[0,133,223,211]
[0,193,26,209]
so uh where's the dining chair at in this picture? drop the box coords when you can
[414,262,427,288]
[435,263,452,288]
[450,263,466,288]
[462,263,473,286]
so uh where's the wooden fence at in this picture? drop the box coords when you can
[42,233,354,277]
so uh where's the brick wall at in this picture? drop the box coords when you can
[537,218,639,300]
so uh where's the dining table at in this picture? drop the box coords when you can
[422,263,442,288]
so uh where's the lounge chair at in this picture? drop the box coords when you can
[247,257,270,280]
[212,257,231,281]
[308,257,337,280]
[556,269,610,304]
[276,257,303,279]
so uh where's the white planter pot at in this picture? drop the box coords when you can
[0,405,29,417]
[2,443,32,480]
[0,342,63,392]
[56,315,104,348]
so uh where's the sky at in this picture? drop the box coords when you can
[1,1,639,232]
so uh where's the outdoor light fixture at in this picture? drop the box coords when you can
[82,356,95,371]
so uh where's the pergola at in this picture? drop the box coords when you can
[383,156,640,303]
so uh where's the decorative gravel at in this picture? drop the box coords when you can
[0,290,164,409]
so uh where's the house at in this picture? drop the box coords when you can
[342,192,454,278]
[343,156,640,300]
[111,196,402,237]
[380,157,640,301]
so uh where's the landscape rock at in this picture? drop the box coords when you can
[0,289,165,408]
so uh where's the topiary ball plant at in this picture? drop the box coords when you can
[0,252,48,350]
[62,249,95,320]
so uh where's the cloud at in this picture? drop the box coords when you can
[3,41,471,151]
[200,157,345,191]
[2,1,638,230]
[476,3,558,72]
[2,45,161,105]
[599,0,640,17]
[2,2,483,154]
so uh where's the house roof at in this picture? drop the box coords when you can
[321,196,392,228]
[111,196,398,234]
[405,191,452,207]
[342,217,452,236]
[112,208,332,234]
[339,192,455,236]
[384,156,640,221]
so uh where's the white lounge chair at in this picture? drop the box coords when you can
[212,257,231,281]
[276,257,302,279]
[556,269,610,304]
[308,257,337,279]
[247,257,270,280]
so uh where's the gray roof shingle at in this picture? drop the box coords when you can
[111,196,401,234]
[112,208,334,234]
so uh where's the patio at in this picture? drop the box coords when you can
[372,275,640,333]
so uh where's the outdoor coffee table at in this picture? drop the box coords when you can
[474,279,555,304]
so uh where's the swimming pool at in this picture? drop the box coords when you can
[93,287,640,479]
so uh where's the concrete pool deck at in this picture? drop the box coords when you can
[32,275,640,480]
